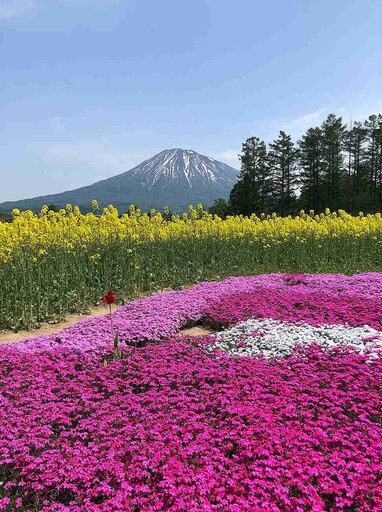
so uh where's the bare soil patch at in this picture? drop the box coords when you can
[0,305,117,345]
[0,283,209,346]
[0,313,214,345]
[175,325,215,337]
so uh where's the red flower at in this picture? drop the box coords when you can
[102,290,116,305]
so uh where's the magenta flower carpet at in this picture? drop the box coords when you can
[1,273,382,511]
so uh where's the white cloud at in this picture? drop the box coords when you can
[51,0,125,8]
[213,149,240,169]
[335,102,382,125]
[0,0,128,21]
[0,0,36,20]
[49,117,66,132]
[272,102,382,141]
[279,107,330,138]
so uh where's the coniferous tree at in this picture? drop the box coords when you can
[225,112,382,217]
[230,179,255,216]
[298,127,323,212]
[364,115,379,205]
[320,114,347,210]
[208,198,231,218]
[344,121,368,212]
[364,114,382,209]
[377,115,382,206]
[230,137,271,215]
[268,131,298,215]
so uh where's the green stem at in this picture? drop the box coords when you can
[109,303,114,336]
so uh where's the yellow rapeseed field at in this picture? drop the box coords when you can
[1,202,382,330]
[2,203,382,262]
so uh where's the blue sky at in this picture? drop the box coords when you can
[1,0,382,202]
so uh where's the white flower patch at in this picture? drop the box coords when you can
[211,318,382,359]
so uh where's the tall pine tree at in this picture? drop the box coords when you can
[230,137,271,215]
[298,127,323,212]
[377,115,382,206]
[227,111,382,216]
[344,121,368,212]
[268,131,298,215]
[364,114,382,209]
[320,114,346,211]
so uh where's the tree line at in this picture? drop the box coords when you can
[209,113,382,217]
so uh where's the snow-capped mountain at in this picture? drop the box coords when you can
[119,148,236,190]
[0,149,238,213]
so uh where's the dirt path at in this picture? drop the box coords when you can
[0,284,210,346]
[0,304,117,344]
[175,326,214,337]
[1,315,214,345]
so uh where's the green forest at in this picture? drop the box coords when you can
[210,113,382,217]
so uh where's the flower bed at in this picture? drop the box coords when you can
[1,343,382,511]
[3,272,382,356]
[211,318,382,358]
[1,273,382,511]
[202,282,382,331]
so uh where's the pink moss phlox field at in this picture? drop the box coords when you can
[1,341,382,511]
[1,273,382,511]
[203,287,382,330]
[2,272,382,356]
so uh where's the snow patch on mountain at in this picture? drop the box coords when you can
[122,149,236,192]
[0,148,239,213]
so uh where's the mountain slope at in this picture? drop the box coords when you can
[0,149,238,212]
